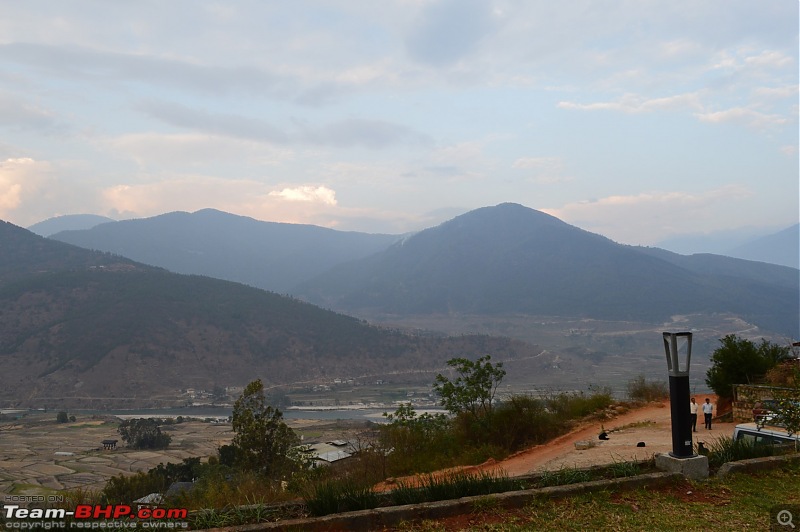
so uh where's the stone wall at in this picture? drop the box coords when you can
[732,384,783,422]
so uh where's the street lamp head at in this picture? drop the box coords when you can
[663,331,692,377]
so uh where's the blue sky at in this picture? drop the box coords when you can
[0,1,797,246]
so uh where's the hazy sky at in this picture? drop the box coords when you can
[1,1,797,244]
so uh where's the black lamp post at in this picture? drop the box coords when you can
[663,331,694,458]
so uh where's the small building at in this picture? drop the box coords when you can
[305,440,352,468]
[101,439,118,450]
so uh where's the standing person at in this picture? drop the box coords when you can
[703,398,714,430]
[690,397,699,432]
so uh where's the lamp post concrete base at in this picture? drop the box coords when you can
[655,453,709,480]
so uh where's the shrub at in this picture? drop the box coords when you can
[392,471,523,505]
[545,389,613,419]
[537,466,592,487]
[303,478,380,517]
[626,375,668,402]
[702,436,777,468]
[380,404,459,475]
[171,468,288,511]
[488,395,561,450]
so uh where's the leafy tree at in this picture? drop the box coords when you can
[434,356,506,420]
[380,403,454,474]
[118,418,172,449]
[56,411,69,423]
[230,379,303,479]
[772,365,800,445]
[705,335,791,400]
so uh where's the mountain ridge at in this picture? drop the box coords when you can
[296,203,799,336]
[50,209,400,293]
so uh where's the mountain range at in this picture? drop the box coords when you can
[45,204,799,338]
[11,203,796,407]
[0,220,544,408]
[48,209,398,293]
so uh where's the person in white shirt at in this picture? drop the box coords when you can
[690,397,699,432]
[702,398,714,429]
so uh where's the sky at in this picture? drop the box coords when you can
[0,1,797,246]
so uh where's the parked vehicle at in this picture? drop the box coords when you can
[752,400,779,427]
[733,423,800,447]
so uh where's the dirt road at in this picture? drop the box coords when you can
[481,394,734,476]
[383,394,734,488]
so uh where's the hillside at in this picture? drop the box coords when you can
[0,221,546,408]
[727,223,799,269]
[49,209,399,293]
[296,203,799,337]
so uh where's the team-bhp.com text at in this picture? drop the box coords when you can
[3,505,188,529]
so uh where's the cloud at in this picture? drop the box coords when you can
[658,39,703,59]
[105,133,294,168]
[544,185,755,245]
[101,176,337,224]
[136,101,289,143]
[696,107,790,129]
[138,101,431,149]
[558,91,704,113]
[743,50,794,70]
[753,85,799,100]
[268,185,337,205]
[512,157,572,185]
[0,157,98,226]
[512,157,561,170]
[0,43,294,98]
[0,92,57,130]
[97,175,438,233]
[0,158,31,210]
[302,118,432,149]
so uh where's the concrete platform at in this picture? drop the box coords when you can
[655,453,709,480]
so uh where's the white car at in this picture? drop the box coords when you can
[733,423,799,446]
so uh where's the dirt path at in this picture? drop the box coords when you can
[485,394,734,476]
[379,394,733,489]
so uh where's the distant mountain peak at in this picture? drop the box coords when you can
[27,214,116,237]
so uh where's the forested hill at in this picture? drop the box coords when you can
[296,203,799,337]
[0,220,545,408]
